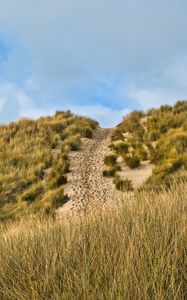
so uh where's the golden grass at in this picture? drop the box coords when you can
[0,183,186,299]
[108,101,187,189]
[0,112,98,220]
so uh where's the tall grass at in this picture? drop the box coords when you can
[0,183,186,299]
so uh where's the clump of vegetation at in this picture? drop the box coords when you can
[113,175,133,191]
[48,174,67,190]
[39,186,68,213]
[63,134,81,151]
[102,165,121,177]
[111,128,124,141]
[124,155,140,169]
[21,182,44,203]
[80,127,93,138]
[1,183,186,299]
[113,142,129,155]
[104,154,117,166]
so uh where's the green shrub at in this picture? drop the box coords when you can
[104,155,117,166]
[113,175,133,192]
[124,155,140,169]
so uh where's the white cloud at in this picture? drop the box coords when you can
[66,104,130,127]
[165,60,187,88]
[128,87,181,111]
[16,92,54,119]
[0,97,6,112]
[0,81,53,122]
[0,1,187,125]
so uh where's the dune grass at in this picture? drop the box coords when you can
[0,112,98,220]
[107,101,187,189]
[0,182,186,299]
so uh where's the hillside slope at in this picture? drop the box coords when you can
[0,112,98,220]
[104,101,187,191]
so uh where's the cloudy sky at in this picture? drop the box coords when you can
[0,0,187,126]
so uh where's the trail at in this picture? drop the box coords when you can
[56,128,123,218]
[56,126,154,218]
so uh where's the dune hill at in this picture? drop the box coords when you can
[106,100,187,191]
[0,101,186,220]
[0,111,97,220]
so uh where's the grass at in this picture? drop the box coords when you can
[0,112,98,220]
[113,175,133,191]
[104,154,117,166]
[124,155,140,169]
[109,101,187,190]
[113,142,129,155]
[0,182,186,299]
[48,174,68,190]
[102,165,121,177]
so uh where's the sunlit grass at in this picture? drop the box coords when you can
[0,183,186,299]
[0,112,98,220]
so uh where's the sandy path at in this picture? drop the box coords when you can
[56,128,123,218]
[56,126,154,218]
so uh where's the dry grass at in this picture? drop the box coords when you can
[0,183,186,299]
[109,101,187,189]
[0,112,98,220]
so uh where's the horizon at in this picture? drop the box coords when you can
[1,1,187,127]
[0,100,186,129]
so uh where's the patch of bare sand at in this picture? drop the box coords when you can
[118,160,154,189]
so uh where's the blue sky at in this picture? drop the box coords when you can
[0,0,187,127]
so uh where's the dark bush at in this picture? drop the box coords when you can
[81,127,93,138]
[104,155,117,166]
[124,155,140,169]
[113,175,133,192]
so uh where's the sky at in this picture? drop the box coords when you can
[0,0,187,127]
